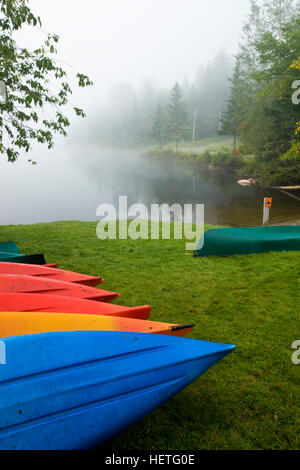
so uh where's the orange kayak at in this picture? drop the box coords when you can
[0,262,103,287]
[0,311,195,338]
[0,293,151,319]
[0,274,119,302]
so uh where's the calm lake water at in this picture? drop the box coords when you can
[1,143,299,226]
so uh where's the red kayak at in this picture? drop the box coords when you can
[0,293,151,319]
[0,262,103,287]
[0,274,119,302]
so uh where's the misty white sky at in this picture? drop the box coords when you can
[20,0,251,104]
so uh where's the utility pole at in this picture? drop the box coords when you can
[192,109,197,144]
[122,121,128,147]
[218,100,222,132]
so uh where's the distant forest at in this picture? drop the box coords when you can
[94,51,233,147]
[92,0,300,185]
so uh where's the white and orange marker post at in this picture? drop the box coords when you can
[263,197,272,225]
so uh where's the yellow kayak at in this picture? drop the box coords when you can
[0,311,195,338]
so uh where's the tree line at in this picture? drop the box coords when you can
[2,0,300,188]
[220,0,300,185]
[94,51,233,149]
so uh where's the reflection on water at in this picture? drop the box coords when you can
[0,143,299,226]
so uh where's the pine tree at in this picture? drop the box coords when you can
[264,0,300,39]
[238,0,300,73]
[150,104,166,146]
[224,0,300,184]
[220,59,243,151]
[166,83,189,152]
[191,52,233,139]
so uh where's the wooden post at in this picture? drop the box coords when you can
[263,198,272,225]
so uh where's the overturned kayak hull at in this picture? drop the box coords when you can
[0,331,235,449]
[0,274,119,302]
[0,262,103,287]
[0,253,46,265]
[0,311,194,337]
[0,293,151,319]
[194,225,300,257]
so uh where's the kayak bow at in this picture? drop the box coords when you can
[0,331,235,449]
[0,274,119,302]
[0,311,194,337]
[0,262,103,287]
[0,293,151,319]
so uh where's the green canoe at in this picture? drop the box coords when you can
[0,252,46,264]
[0,242,20,254]
[0,242,46,264]
[194,226,300,257]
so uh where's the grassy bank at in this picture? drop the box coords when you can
[145,146,246,175]
[144,136,300,186]
[145,136,233,152]
[144,136,246,176]
[1,221,299,450]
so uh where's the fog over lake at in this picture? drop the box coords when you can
[1,1,299,229]
[1,143,299,227]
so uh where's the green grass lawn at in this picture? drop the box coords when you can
[1,221,299,450]
[180,135,234,153]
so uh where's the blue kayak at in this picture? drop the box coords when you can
[0,331,235,450]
